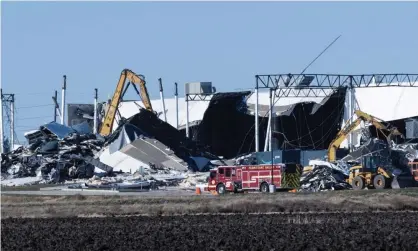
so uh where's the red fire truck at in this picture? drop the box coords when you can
[207,164,301,195]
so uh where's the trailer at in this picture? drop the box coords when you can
[207,164,302,195]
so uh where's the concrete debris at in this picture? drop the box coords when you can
[300,163,351,192]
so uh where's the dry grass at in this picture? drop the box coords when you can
[2,189,418,218]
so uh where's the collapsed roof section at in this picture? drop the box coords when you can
[39,121,92,140]
[195,88,347,159]
[114,89,339,133]
[104,108,221,172]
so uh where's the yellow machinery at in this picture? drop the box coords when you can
[327,110,402,162]
[327,110,404,190]
[99,69,153,136]
[347,155,393,190]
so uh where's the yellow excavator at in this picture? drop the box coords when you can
[99,69,153,136]
[327,110,404,190]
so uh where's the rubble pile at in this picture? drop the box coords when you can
[391,142,418,161]
[1,122,110,183]
[178,172,210,189]
[300,160,351,192]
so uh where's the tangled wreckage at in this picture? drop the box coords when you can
[2,71,418,192]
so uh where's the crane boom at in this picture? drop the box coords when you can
[99,69,153,136]
[327,110,403,162]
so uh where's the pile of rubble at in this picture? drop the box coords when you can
[299,160,351,192]
[1,121,110,183]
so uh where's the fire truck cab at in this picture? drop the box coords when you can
[207,164,301,195]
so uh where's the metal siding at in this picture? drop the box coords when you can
[256,150,283,164]
[405,119,418,139]
[185,82,213,95]
[300,150,327,167]
[282,149,301,164]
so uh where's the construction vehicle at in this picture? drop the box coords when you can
[207,163,301,195]
[99,69,153,136]
[327,110,408,190]
[327,110,402,162]
[347,155,393,190]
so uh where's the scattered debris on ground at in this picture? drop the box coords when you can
[1,121,110,184]
[299,160,351,192]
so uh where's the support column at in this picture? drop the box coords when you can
[350,82,356,147]
[255,76,259,152]
[271,90,278,151]
[269,88,274,186]
[175,83,179,129]
[61,75,67,125]
[264,115,271,152]
[94,88,98,134]
[186,94,189,138]
[10,94,15,151]
[348,76,354,150]
[269,88,273,152]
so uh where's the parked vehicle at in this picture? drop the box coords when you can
[207,164,301,195]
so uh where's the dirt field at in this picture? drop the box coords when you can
[2,189,418,218]
[2,212,418,251]
[2,190,418,250]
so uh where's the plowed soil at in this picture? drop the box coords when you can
[2,212,418,251]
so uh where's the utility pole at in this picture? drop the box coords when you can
[61,75,67,125]
[52,90,62,123]
[53,90,58,122]
[94,88,98,134]
[1,92,15,152]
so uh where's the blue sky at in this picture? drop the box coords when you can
[2,1,418,142]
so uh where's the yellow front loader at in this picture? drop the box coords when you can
[347,155,394,190]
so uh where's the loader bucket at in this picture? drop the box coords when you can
[391,175,416,189]
[390,177,400,189]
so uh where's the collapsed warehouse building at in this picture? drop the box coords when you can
[2,73,418,190]
[101,73,418,190]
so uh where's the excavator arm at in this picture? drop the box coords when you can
[99,69,153,136]
[327,117,363,162]
[327,110,403,162]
